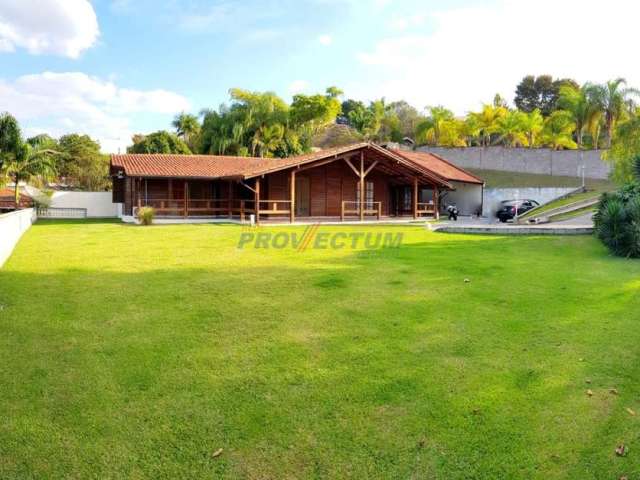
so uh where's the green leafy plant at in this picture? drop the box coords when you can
[136,206,155,226]
[594,161,640,257]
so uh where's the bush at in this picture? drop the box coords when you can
[594,183,640,258]
[136,206,155,226]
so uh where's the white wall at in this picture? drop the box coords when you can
[483,187,577,217]
[0,209,36,267]
[50,191,118,217]
[441,182,483,216]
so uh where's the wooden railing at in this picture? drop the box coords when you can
[341,201,381,221]
[257,200,292,215]
[137,198,293,220]
[416,202,436,216]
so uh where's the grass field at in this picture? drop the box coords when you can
[470,168,615,190]
[1,221,640,479]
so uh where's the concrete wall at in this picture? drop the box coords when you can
[50,191,118,217]
[483,187,577,217]
[442,181,483,216]
[419,146,610,179]
[0,209,36,267]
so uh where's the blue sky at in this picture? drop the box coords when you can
[1,0,638,152]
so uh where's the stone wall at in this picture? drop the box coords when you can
[418,146,610,179]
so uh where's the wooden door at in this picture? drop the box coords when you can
[295,176,310,216]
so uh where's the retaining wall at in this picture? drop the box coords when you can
[419,146,610,179]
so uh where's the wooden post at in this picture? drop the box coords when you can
[359,152,365,221]
[136,178,141,208]
[377,202,381,220]
[254,177,261,225]
[183,180,188,218]
[413,177,418,220]
[228,180,233,219]
[434,185,440,220]
[290,169,295,224]
[240,200,245,222]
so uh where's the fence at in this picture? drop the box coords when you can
[37,207,88,219]
[0,208,36,268]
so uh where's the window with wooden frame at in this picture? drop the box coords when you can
[356,181,374,208]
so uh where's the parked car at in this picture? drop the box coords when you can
[496,199,539,222]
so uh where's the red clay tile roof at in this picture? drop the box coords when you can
[0,188,32,207]
[110,143,481,187]
[111,143,374,180]
[390,149,484,184]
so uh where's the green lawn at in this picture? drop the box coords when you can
[1,221,640,479]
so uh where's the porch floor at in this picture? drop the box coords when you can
[121,215,435,225]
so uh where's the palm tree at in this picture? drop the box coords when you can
[172,112,200,144]
[519,109,544,148]
[251,123,284,157]
[585,79,639,148]
[468,104,507,147]
[0,112,22,181]
[3,142,58,208]
[415,106,455,146]
[557,85,592,148]
[540,111,577,150]
[495,110,528,147]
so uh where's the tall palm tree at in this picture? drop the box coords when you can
[557,85,593,148]
[4,142,58,208]
[172,112,200,144]
[251,123,284,157]
[585,79,639,148]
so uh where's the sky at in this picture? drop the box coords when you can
[1,0,639,153]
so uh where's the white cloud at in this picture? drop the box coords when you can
[0,72,191,153]
[288,80,309,95]
[318,34,333,46]
[354,0,640,114]
[388,13,425,31]
[0,0,99,58]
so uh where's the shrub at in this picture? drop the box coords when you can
[594,182,640,258]
[136,206,155,226]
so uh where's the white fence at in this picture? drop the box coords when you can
[0,208,36,268]
[50,191,118,217]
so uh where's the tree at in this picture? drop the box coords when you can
[514,75,578,116]
[172,112,200,147]
[495,110,528,147]
[415,106,465,146]
[606,113,640,183]
[557,85,595,148]
[518,109,544,148]
[0,112,21,177]
[58,134,110,190]
[540,110,577,150]
[3,141,58,207]
[468,104,507,146]
[585,78,639,148]
[128,131,191,154]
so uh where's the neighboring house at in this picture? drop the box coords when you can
[0,187,33,211]
[110,142,484,224]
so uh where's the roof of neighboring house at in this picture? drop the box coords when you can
[390,149,485,185]
[110,143,482,187]
[0,188,33,207]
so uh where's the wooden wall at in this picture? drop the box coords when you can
[264,161,392,217]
